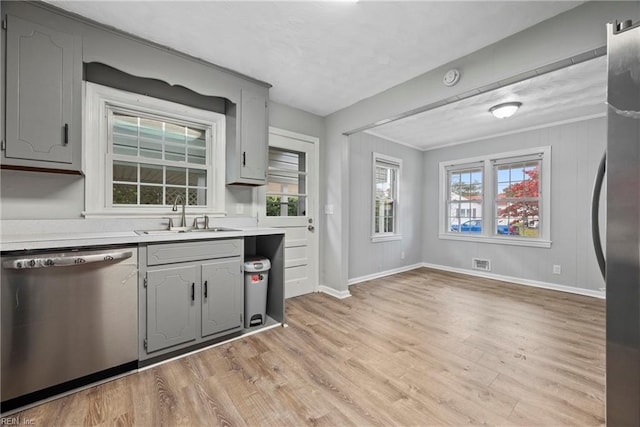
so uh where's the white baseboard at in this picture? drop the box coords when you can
[422,263,605,299]
[348,263,424,286]
[318,285,352,299]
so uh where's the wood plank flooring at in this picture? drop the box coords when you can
[14,267,605,426]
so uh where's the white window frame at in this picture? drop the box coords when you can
[438,146,551,248]
[371,152,402,243]
[83,82,226,218]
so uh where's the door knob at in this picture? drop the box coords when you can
[308,225,315,232]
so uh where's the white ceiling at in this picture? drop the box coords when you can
[365,56,607,150]
[48,1,583,117]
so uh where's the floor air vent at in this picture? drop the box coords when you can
[472,258,491,272]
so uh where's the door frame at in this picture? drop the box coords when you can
[256,126,320,295]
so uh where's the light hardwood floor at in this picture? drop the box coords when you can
[15,267,605,426]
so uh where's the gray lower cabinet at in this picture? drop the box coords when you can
[145,265,198,353]
[3,13,82,171]
[140,239,244,360]
[201,259,243,337]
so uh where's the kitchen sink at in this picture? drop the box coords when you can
[136,227,239,235]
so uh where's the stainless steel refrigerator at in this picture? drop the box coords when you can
[593,18,640,425]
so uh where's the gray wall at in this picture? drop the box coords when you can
[348,132,423,280]
[422,116,607,293]
[321,1,638,295]
[0,104,323,220]
[269,101,325,142]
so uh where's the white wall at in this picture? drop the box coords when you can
[348,132,423,280]
[422,116,607,293]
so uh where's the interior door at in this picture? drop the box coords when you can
[259,128,319,298]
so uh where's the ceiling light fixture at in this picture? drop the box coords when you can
[489,102,522,119]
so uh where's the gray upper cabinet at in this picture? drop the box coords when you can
[3,14,82,172]
[226,88,269,185]
[201,259,243,337]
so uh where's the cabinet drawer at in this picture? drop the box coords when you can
[147,239,242,266]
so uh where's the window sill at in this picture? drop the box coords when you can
[371,234,403,243]
[438,233,551,248]
[82,209,227,219]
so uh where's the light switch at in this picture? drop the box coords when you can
[324,204,334,215]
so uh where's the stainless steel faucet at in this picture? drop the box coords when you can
[172,194,187,227]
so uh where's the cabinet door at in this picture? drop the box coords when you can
[146,265,198,353]
[239,89,268,182]
[201,258,243,337]
[5,15,77,165]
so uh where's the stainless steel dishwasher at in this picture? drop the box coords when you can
[1,245,138,412]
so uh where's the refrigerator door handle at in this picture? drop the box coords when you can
[591,151,606,280]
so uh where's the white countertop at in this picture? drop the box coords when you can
[0,219,283,252]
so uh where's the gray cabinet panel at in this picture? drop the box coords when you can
[239,89,268,182]
[147,239,243,266]
[226,89,268,185]
[4,14,80,169]
[201,259,243,337]
[146,265,197,353]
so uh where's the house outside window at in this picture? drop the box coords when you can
[372,153,402,242]
[439,147,551,248]
[84,82,226,217]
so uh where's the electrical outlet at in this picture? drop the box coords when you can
[324,204,334,215]
[401,251,405,259]
[553,264,561,275]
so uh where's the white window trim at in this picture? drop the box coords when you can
[371,152,403,243]
[438,146,551,248]
[83,82,226,218]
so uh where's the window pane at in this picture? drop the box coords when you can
[140,185,163,205]
[188,169,207,187]
[113,161,137,183]
[166,187,186,206]
[167,167,187,186]
[140,164,163,184]
[188,188,206,206]
[187,146,206,165]
[165,123,186,144]
[139,139,163,160]
[139,118,163,141]
[447,166,483,233]
[112,114,138,136]
[113,183,137,204]
[495,161,540,238]
[266,195,306,217]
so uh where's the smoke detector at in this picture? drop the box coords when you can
[443,69,460,87]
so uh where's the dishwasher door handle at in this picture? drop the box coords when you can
[2,251,133,269]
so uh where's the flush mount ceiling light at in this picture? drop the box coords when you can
[489,102,522,119]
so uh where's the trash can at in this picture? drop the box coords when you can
[244,256,271,328]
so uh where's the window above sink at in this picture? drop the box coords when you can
[83,82,226,218]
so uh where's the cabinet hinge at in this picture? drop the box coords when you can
[143,338,148,350]
[0,140,5,151]
[2,20,6,31]
[143,276,148,288]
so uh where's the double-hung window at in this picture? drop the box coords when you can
[372,153,402,242]
[84,82,225,217]
[439,147,550,247]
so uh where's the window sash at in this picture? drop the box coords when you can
[106,108,211,208]
[372,153,401,238]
